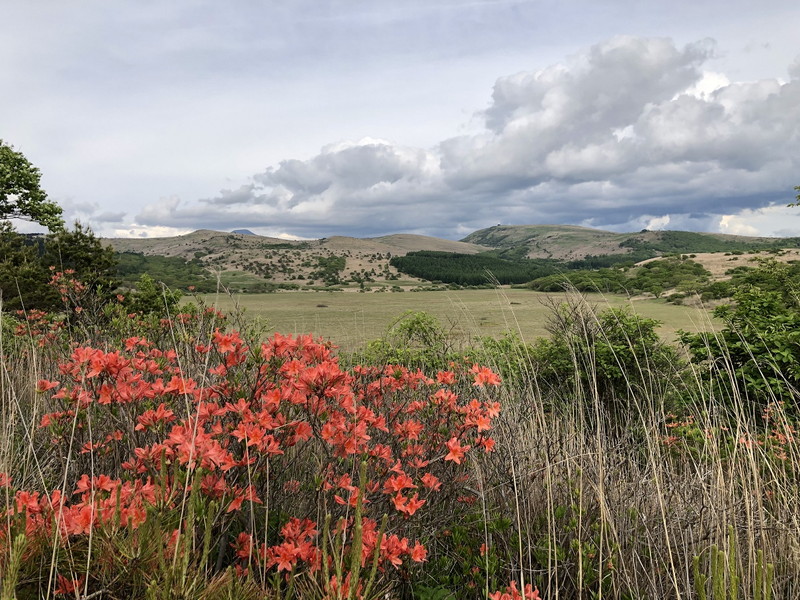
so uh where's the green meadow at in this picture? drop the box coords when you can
[204,288,717,351]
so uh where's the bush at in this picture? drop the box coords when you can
[1,316,503,598]
[352,311,458,372]
[682,258,800,411]
[0,221,117,313]
[528,298,684,421]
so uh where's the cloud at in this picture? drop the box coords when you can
[788,56,800,80]
[136,139,444,238]
[111,225,195,239]
[94,211,127,223]
[719,205,800,238]
[134,36,800,239]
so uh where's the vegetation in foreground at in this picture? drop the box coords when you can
[2,256,800,598]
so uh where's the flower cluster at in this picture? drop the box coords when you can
[2,326,503,595]
[489,581,541,600]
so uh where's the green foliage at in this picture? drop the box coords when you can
[528,492,618,598]
[696,257,800,302]
[0,222,55,310]
[0,139,64,231]
[526,268,626,293]
[480,246,534,262]
[566,251,655,269]
[352,311,455,371]
[787,184,800,207]
[527,257,711,298]
[390,251,558,285]
[125,273,182,317]
[116,251,216,292]
[700,280,733,301]
[0,221,117,312]
[417,512,513,598]
[630,256,710,296]
[261,241,310,250]
[44,221,118,295]
[693,526,773,600]
[309,255,346,285]
[681,258,800,409]
[466,332,537,384]
[530,301,682,416]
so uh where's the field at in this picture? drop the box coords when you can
[203,288,717,351]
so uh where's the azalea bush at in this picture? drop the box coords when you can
[0,300,512,598]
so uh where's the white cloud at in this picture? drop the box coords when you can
[718,205,800,238]
[4,0,800,241]
[28,29,800,240]
[684,71,731,100]
[719,215,760,236]
[112,225,195,239]
[790,56,800,80]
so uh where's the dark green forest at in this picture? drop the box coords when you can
[389,251,560,285]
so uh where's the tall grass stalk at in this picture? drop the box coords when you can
[473,291,796,598]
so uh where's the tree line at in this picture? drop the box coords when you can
[390,251,559,285]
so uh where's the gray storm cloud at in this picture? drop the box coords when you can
[135,36,800,239]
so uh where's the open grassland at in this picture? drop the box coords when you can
[203,288,717,351]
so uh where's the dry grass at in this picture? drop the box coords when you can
[684,249,800,280]
[466,293,800,598]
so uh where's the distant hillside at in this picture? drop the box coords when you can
[104,226,800,293]
[461,225,628,260]
[462,225,800,262]
[105,229,490,292]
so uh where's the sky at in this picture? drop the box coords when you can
[3,0,799,240]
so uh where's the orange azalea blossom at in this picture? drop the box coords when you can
[135,402,176,431]
[421,472,442,491]
[436,370,456,384]
[489,581,541,600]
[36,379,60,392]
[445,437,470,464]
[54,573,85,597]
[392,492,426,516]
[383,473,417,493]
[410,541,427,562]
[470,364,502,386]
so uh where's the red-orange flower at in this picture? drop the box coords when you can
[444,437,469,464]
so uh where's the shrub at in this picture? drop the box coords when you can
[1,316,502,598]
[529,298,683,421]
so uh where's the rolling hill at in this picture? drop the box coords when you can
[104,226,800,293]
[105,229,490,291]
[461,224,800,261]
